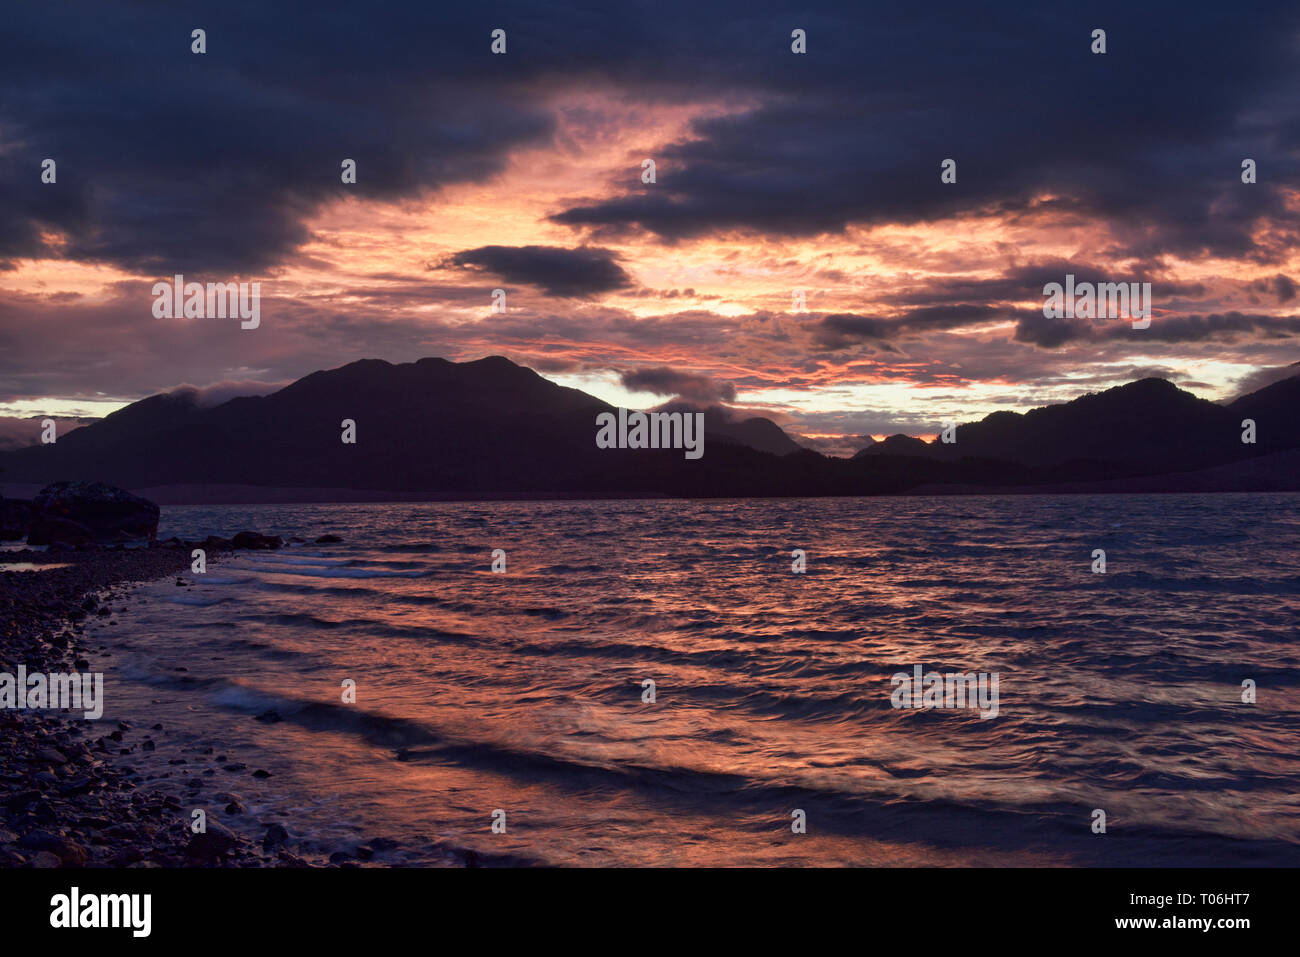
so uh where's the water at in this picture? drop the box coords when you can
[83,494,1300,865]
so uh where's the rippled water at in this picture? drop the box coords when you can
[84,494,1300,866]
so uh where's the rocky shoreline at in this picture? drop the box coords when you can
[0,543,327,868]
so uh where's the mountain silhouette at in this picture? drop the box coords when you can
[1,357,1296,500]
[862,378,1244,474]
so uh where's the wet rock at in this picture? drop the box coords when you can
[0,496,34,541]
[18,830,87,866]
[314,534,343,544]
[109,846,145,866]
[36,748,67,766]
[231,531,283,550]
[30,482,160,544]
[262,823,289,851]
[58,776,93,795]
[186,820,238,862]
[27,516,94,548]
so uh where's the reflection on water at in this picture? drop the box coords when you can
[79,494,1300,866]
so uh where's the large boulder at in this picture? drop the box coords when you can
[26,515,93,547]
[0,496,33,541]
[28,482,160,545]
[231,530,283,550]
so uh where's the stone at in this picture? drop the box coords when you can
[29,482,160,544]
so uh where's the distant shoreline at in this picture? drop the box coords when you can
[6,463,1300,510]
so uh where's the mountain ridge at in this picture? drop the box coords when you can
[1,357,1296,500]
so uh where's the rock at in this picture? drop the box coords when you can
[0,497,33,541]
[29,482,160,544]
[17,829,61,851]
[231,531,283,550]
[57,776,93,795]
[186,820,238,862]
[224,802,245,815]
[328,850,353,864]
[36,748,67,766]
[26,515,93,548]
[251,769,271,779]
[30,851,62,868]
[110,847,144,866]
[5,790,41,812]
[18,830,86,866]
[262,823,289,851]
[254,710,283,724]
[314,534,343,544]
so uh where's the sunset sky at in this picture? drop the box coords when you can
[3,1,1300,454]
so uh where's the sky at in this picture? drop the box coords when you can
[2,0,1300,455]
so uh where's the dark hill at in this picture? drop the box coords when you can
[2,359,1296,499]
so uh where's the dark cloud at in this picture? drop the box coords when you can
[619,366,736,403]
[442,246,633,297]
[1013,311,1300,348]
[809,305,1036,349]
[550,4,1300,263]
[7,2,1298,277]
